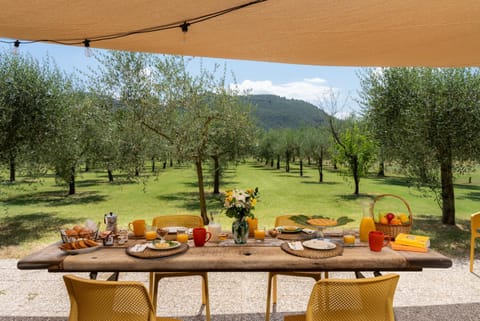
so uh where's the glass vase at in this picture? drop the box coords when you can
[232,216,249,244]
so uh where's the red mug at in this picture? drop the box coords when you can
[193,227,212,247]
[368,231,390,252]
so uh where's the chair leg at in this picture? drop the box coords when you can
[149,272,154,296]
[152,274,162,312]
[265,272,275,321]
[201,272,211,321]
[470,236,475,273]
[272,274,278,305]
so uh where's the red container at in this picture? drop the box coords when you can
[193,227,212,247]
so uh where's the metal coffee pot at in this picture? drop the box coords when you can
[104,212,118,234]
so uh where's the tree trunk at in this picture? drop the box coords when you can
[352,156,359,195]
[333,160,338,170]
[276,155,280,169]
[299,159,303,177]
[151,157,155,173]
[212,155,220,194]
[107,168,114,182]
[440,156,455,225]
[163,161,167,169]
[318,153,324,183]
[170,158,173,167]
[68,166,76,195]
[377,161,385,177]
[85,159,90,172]
[9,155,15,182]
[270,159,274,167]
[285,151,290,172]
[135,167,140,177]
[195,158,209,224]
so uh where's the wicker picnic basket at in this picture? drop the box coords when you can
[369,194,413,239]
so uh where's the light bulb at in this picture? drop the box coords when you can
[83,39,92,58]
[12,40,20,55]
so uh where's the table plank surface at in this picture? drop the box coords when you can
[17,241,452,273]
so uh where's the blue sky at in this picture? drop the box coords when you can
[1,41,363,114]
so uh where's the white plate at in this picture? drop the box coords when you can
[62,244,102,255]
[277,226,302,233]
[165,226,188,234]
[302,239,336,250]
[147,241,181,251]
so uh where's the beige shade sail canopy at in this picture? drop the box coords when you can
[1,0,480,67]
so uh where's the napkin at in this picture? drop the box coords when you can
[288,241,304,251]
[130,244,147,252]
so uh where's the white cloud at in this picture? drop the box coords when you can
[230,78,335,107]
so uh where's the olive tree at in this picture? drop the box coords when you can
[360,67,480,224]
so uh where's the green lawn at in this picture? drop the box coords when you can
[0,160,477,258]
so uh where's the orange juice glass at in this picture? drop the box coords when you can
[177,228,189,243]
[145,226,157,241]
[343,234,355,244]
[254,228,265,241]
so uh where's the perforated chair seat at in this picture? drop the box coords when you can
[284,274,400,321]
[63,274,180,321]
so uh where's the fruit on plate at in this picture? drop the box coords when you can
[307,218,337,227]
[60,239,100,251]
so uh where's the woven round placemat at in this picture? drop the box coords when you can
[126,243,189,259]
[280,242,343,259]
[277,232,315,241]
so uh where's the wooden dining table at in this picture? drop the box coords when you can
[17,238,452,274]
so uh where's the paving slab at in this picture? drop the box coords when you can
[1,258,479,320]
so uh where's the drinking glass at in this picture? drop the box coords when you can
[177,228,189,243]
[254,227,266,241]
[145,226,157,241]
[157,228,168,241]
[117,228,129,245]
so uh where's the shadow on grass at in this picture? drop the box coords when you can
[369,176,410,187]
[301,181,339,185]
[156,191,224,213]
[3,190,107,207]
[412,215,471,258]
[336,193,374,201]
[0,212,81,246]
[156,191,202,211]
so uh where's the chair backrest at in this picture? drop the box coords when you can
[306,274,399,321]
[472,212,480,239]
[63,274,156,321]
[152,214,204,228]
[275,214,310,228]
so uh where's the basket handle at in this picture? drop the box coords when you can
[369,193,413,225]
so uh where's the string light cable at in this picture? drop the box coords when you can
[0,0,266,50]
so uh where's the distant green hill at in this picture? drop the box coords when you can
[242,94,328,129]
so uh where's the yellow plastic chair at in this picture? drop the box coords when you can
[150,215,210,321]
[470,212,480,272]
[284,274,399,321]
[63,274,180,321]
[266,215,328,321]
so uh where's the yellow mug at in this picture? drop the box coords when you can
[128,219,146,237]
